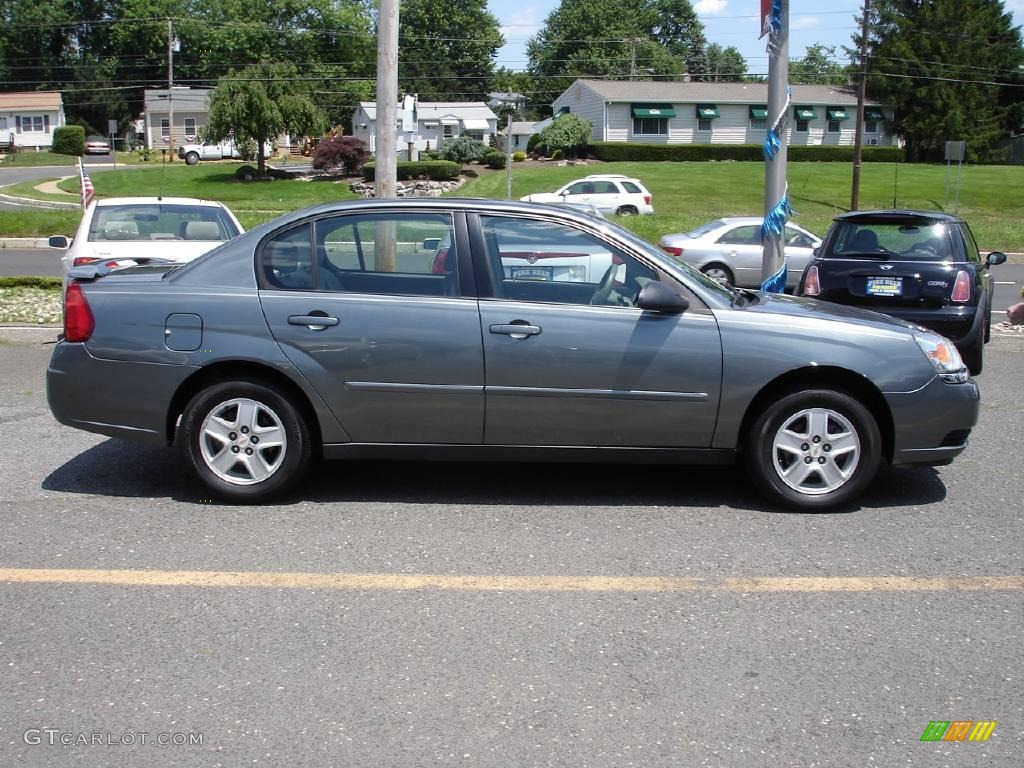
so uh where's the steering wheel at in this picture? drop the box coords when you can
[590,264,618,305]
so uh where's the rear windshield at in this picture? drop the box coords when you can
[88,204,240,243]
[825,220,956,262]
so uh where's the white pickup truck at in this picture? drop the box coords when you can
[177,139,271,165]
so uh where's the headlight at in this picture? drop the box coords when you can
[914,332,969,383]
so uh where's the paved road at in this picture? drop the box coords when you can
[0,160,144,210]
[0,330,1022,767]
[0,248,65,276]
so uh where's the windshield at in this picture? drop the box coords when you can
[825,220,955,261]
[88,204,240,243]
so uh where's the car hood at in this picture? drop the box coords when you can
[732,290,929,336]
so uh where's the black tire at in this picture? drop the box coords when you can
[616,205,638,216]
[701,263,735,286]
[184,152,200,166]
[960,331,984,376]
[745,389,882,512]
[178,380,312,503]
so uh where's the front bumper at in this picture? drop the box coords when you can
[868,305,978,344]
[47,342,197,446]
[885,375,980,466]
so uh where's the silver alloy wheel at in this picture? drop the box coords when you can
[772,407,861,496]
[702,266,732,285]
[199,397,288,485]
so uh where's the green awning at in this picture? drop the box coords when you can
[864,107,885,121]
[827,108,849,121]
[794,106,817,120]
[696,104,720,119]
[749,106,768,119]
[631,104,676,118]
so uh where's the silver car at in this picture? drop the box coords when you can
[48,199,978,511]
[658,217,822,289]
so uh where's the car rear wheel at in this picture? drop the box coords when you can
[616,205,638,216]
[701,263,734,286]
[745,389,881,512]
[184,152,200,166]
[178,380,311,502]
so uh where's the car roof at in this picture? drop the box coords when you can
[833,209,964,224]
[93,197,230,209]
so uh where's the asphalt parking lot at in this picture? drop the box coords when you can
[1,330,1022,767]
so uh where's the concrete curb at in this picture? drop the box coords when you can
[0,189,80,211]
[0,237,61,249]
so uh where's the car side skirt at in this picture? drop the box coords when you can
[322,443,736,465]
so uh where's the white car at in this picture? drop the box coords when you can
[49,197,244,277]
[84,135,110,154]
[658,217,822,290]
[520,174,654,216]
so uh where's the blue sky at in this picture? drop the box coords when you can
[489,0,1024,75]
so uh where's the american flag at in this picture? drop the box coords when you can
[79,159,95,208]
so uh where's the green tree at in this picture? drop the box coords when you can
[705,43,747,82]
[398,0,504,101]
[858,0,1024,162]
[535,113,593,157]
[790,44,849,86]
[651,0,708,79]
[205,63,328,176]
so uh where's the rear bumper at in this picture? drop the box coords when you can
[885,376,980,466]
[47,342,197,446]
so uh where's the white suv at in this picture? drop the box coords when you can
[521,174,654,216]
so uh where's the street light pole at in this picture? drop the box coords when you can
[851,0,870,210]
[167,18,174,162]
[375,0,399,199]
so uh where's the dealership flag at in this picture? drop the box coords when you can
[79,158,95,208]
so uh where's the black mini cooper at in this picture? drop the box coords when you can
[797,210,1007,374]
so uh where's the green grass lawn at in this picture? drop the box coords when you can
[3,160,1023,251]
[0,151,78,168]
[0,209,82,237]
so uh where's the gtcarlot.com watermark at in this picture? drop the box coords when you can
[24,729,203,747]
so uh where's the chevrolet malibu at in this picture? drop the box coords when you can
[47,199,980,511]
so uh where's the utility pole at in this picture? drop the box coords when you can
[506,113,513,199]
[167,18,175,162]
[760,0,789,293]
[375,0,399,200]
[850,0,870,210]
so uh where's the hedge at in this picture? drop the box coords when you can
[589,142,903,163]
[52,125,86,156]
[363,160,461,181]
[482,151,507,170]
[0,276,63,289]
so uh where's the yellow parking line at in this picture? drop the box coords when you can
[0,569,1023,593]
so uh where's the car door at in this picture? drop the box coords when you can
[714,224,763,287]
[783,225,820,288]
[257,209,484,444]
[587,180,623,215]
[472,213,722,447]
[560,181,595,208]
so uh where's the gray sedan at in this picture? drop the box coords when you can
[48,199,978,511]
[659,217,822,289]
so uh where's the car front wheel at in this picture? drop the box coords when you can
[178,380,312,502]
[701,263,734,286]
[745,389,881,512]
[184,152,200,166]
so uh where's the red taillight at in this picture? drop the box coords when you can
[63,281,95,342]
[72,256,100,267]
[643,194,651,205]
[803,265,821,296]
[951,270,971,303]
[661,245,683,257]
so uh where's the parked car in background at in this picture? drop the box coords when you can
[84,135,110,154]
[49,199,979,512]
[521,174,654,216]
[798,210,1007,375]
[177,139,272,165]
[658,217,822,289]
[49,197,244,278]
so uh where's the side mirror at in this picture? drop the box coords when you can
[48,235,71,249]
[812,246,820,256]
[637,281,689,314]
[986,251,1007,267]
[422,238,441,251]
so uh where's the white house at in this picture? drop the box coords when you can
[352,101,498,155]
[0,91,66,150]
[552,79,896,147]
[498,121,541,152]
[143,87,211,150]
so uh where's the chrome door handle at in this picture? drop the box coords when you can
[288,314,339,330]
[489,322,542,339]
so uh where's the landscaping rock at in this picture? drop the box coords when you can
[1007,302,1024,325]
[349,178,465,198]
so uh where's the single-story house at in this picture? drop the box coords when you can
[552,79,896,147]
[487,91,526,113]
[352,101,498,155]
[0,91,66,150]
[498,121,541,152]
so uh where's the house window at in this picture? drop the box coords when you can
[184,118,197,141]
[750,117,767,130]
[632,117,667,135]
[19,115,48,133]
[464,131,484,142]
[864,120,878,134]
[0,117,7,129]
[160,118,170,140]
[443,125,454,139]
[796,119,809,132]
[827,119,841,133]
[698,118,713,132]
[513,135,520,147]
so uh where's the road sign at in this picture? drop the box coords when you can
[108,119,118,135]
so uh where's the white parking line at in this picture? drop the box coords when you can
[995,281,1017,285]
